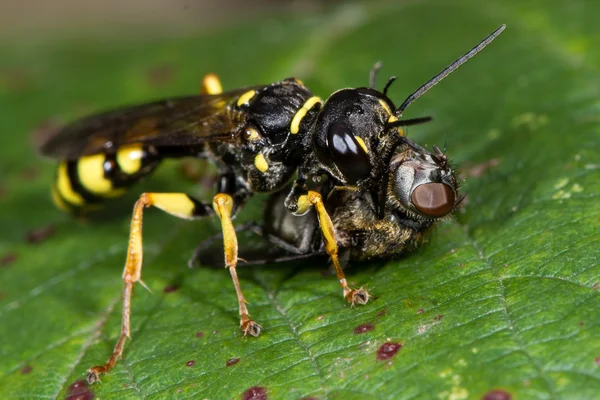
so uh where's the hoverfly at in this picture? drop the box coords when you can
[39,25,505,383]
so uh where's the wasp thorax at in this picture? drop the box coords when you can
[391,150,457,219]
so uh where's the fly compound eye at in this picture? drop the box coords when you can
[411,183,455,218]
[327,122,371,184]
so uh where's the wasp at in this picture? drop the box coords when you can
[39,25,505,383]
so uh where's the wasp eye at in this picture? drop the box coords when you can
[327,123,371,184]
[411,183,455,217]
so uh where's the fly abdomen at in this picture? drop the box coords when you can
[51,144,160,212]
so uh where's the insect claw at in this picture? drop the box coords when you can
[346,287,370,306]
[241,317,262,337]
[86,367,104,385]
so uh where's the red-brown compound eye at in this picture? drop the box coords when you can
[411,183,455,217]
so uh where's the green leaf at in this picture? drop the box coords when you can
[1,1,599,399]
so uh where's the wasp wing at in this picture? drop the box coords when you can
[39,87,259,160]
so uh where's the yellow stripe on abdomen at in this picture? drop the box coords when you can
[77,154,125,198]
[116,144,144,175]
[56,161,85,206]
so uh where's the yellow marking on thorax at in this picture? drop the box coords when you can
[237,90,256,107]
[56,162,84,206]
[202,73,223,95]
[245,127,261,143]
[354,136,369,154]
[397,127,406,137]
[254,153,269,172]
[291,96,322,134]
[51,183,71,212]
[117,144,144,175]
[77,154,125,198]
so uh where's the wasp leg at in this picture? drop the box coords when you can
[201,73,223,95]
[86,192,213,384]
[212,193,261,337]
[187,222,257,268]
[300,190,370,306]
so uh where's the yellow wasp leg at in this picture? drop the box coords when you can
[302,191,370,305]
[213,193,261,336]
[201,73,223,95]
[87,192,213,384]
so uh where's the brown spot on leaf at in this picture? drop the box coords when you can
[434,314,444,321]
[593,283,599,290]
[407,301,413,308]
[462,158,501,178]
[417,308,424,315]
[243,386,267,400]
[354,323,374,334]
[226,357,240,367]
[186,360,196,367]
[25,225,56,244]
[316,315,325,321]
[595,357,600,365]
[579,321,584,327]
[481,389,512,400]
[19,167,39,181]
[1,252,17,267]
[66,379,95,400]
[376,342,402,360]
[163,284,180,293]
[377,309,387,317]
[195,331,204,338]
[20,365,32,374]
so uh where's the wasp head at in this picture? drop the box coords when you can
[310,87,400,186]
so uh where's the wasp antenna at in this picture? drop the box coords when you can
[443,135,448,153]
[383,76,397,96]
[386,116,432,129]
[369,61,383,89]
[395,24,506,116]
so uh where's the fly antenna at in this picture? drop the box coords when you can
[395,24,506,116]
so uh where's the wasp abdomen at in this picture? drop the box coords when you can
[52,144,159,212]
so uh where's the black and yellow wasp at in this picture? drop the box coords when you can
[39,25,505,383]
